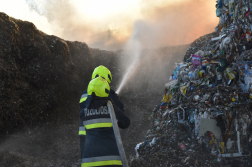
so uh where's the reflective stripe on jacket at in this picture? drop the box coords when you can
[80,93,88,103]
[83,118,112,129]
[79,125,86,135]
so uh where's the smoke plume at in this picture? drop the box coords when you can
[0,0,218,50]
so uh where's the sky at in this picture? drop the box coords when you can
[0,0,219,50]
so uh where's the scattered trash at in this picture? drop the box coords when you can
[130,1,252,166]
[180,144,186,150]
[183,157,190,163]
[135,143,143,157]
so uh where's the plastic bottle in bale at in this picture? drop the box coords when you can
[226,67,238,85]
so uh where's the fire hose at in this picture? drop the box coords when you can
[107,101,129,167]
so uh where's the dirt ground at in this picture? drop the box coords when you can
[0,12,189,166]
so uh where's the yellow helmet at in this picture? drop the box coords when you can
[92,65,112,84]
[88,76,110,97]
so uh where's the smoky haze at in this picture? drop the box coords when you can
[117,45,189,95]
[0,0,219,50]
[138,0,218,48]
[1,0,218,95]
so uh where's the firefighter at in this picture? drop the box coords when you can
[79,65,125,158]
[79,76,130,167]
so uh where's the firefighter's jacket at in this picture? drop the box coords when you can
[79,98,130,167]
[79,89,124,136]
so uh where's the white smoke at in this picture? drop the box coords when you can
[25,0,47,15]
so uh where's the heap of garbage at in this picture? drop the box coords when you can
[130,0,252,166]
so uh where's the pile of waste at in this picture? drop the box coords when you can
[130,0,252,166]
